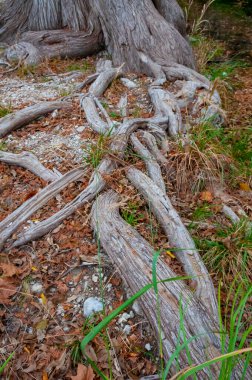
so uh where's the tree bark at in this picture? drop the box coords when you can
[91,0,195,74]
[1,0,195,72]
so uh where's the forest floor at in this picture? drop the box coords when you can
[0,15,252,380]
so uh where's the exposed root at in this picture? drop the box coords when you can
[91,190,221,375]
[140,131,169,165]
[126,167,218,319]
[149,85,183,136]
[0,151,61,182]
[0,167,85,250]
[130,133,166,193]
[0,101,70,138]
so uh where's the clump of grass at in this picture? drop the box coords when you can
[183,0,215,35]
[192,203,214,221]
[167,121,231,193]
[191,35,225,73]
[121,201,144,226]
[58,88,72,98]
[195,219,252,289]
[205,59,248,81]
[167,119,251,192]
[83,133,111,168]
[67,60,94,73]
[0,103,12,118]
[16,64,37,78]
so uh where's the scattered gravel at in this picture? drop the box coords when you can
[0,75,81,107]
[5,131,87,164]
[118,311,134,325]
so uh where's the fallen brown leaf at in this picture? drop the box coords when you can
[0,262,18,277]
[200,191,213,202]
[0,277,18,304]
[70,364,95,380]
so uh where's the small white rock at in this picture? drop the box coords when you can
[132,301,142,315]
[145,343,152,351]
[31,283,43,294]
[118,312,134,324]
[51,109,58,118]
[83,297,103,317]
[92,274,99,283]
[123,324,131,335]
[76,125,85,133]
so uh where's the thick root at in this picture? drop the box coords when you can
[0,101,70,138]
[0,151,61,182]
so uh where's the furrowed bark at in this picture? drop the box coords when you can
[127,167,218,319]
[91,190,222,377]
[149,86,183,136]
[152,0,187,37]
[92,0,195,73]
[130,133,166,193]
[0,151,61,182]
[0,167,85,250]
[20,29,103,60]
[0,101,70,137]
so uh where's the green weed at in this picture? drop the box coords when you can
[0,104,12,118]
[121,202,144,226]
[195,219,252,288]
[108,111,121,119]
[67,60,93,73]
[0,141,7,151]
[206,59,248,81]
[192,203,214,221]
[83,133,110,168]
[0,352,15,375]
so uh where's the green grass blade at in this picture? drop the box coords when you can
[0,351,15,374]
[176,347,252,380]
[162,334,207,379]
[80,283,152,354]
[152,251,160,294]
[80,275,191,355]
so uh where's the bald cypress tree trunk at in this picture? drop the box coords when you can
[0,0,194,70]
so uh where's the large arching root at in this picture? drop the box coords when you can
[0,60,251,378]
[91,190,221,377]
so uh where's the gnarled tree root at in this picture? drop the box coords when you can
[127,167,218,319]
[0,150,61,182]
[90,190,222,377]
[0,101,70,137]
[0,166,85,250]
